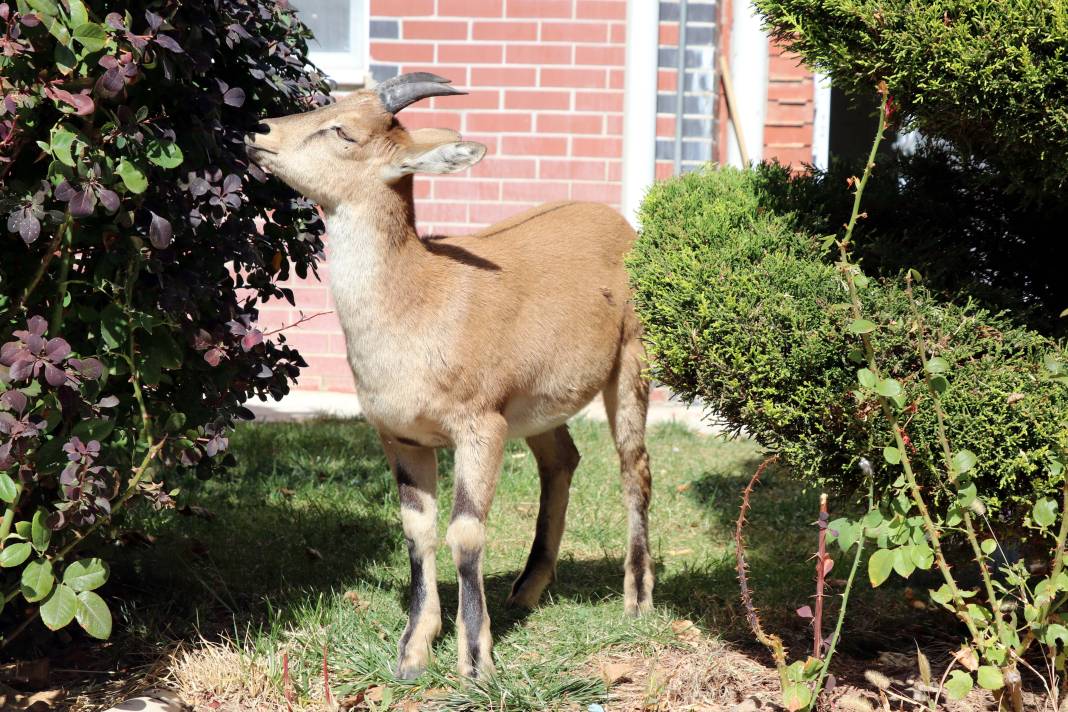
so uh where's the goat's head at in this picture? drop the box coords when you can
[245,73,486,208]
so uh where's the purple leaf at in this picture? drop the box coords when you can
[203,347,223,367]
[68,92,94,116]
[20,13,39,28]
[26,316,47,337]
[55,180,76,202]
[97,188,120,213]
[99,66,125,95]
[44,337,71,362]
[256,364,273,378]
[241,330,263,351]
[104,12,124,30]
[97,395,119,408]
[17,212,40,244]
[222,173,242,193]
[69,189,97,217]
[144,10,163,31]
[154,33,183,53]
[188,176,210,197]
[43,362,67,387]
[222,87,245,107]
[0,390,27,413]
[148,211,172,249]
[796,605,813,619]
[69,357,103,379]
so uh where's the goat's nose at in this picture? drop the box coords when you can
[253,121,271,134]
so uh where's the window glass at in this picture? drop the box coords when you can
[296,0,351,53]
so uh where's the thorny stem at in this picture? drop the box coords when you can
[812,475,873,706]
[904,277,1013,652]
[16,212,72,313]
[835,89,983,644]
[813,493,829,659]
[735,454,788,679]
[48,219,74,336]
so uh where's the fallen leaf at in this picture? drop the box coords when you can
[666,548,693,556]
[670,619,701,643]
[954,645,979,671]
[1007,392,1025,405]
[305,547,323,561]
[279,487,296,497]
[344,590,369,612]
[599,662,633,687]
[365,686,385,703]
[675,482,691,493]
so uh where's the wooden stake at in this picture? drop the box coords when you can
[718,54,751,167]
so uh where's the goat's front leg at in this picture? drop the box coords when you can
[381,436,441,680]
[446,415,507,679]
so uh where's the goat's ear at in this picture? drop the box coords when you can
[392,141,486,177]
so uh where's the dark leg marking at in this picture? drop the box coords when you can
[396,463,424,512]
[451,482,478,521]
[456,547,484,675]
[398,537,426,656]
[629,534,647,604]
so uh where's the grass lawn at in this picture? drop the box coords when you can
[92,416,928,710]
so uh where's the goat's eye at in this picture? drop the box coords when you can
[334,126,357,144]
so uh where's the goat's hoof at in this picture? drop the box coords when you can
[505,586,541,610]
[624,598,653,617]
[395,662,426,680]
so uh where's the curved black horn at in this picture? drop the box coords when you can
[375,73,466,114]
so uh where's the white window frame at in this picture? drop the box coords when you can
[302,0,370,88]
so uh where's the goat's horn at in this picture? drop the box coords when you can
[376,74,466,114]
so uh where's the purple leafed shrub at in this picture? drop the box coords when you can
[0,0,330,640]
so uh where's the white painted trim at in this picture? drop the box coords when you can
[726,0,768,167]
[307,0,369,87]
[812,72,831,170]
[620,0,660,228]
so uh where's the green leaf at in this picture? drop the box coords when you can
[63,558,109,592]
[71,417,114,442]
[14,521,30,539]
[99,304,126,349]
[21,559,55,603]
[956,481,978,509]
[76,590,112,639]
[68,0,88,26]
[40,583,78,630]
[146,139,184,169]
[952,450,978,475]
[51,129,77,167]
[925,356,949,374]
[882,446,901,465]
[31,510,50,553]
[116,159,148,193]
[1039,623,1068,647]
[846,319,877,334]
[893,546,916,578]
[0,542,32,568]
[945,670,973,700]
[0,473,18,504]
[876,378,903,398]
[868,548,894,587]
[26,0,60,15]
[72,23,107,52]
[781,682,812,711]
[980,539,997,556]
[910,541,934,570]
[856,368,876,390]
[828,517,859,552]
[930,374,949,393]
[1033,497,1059,528]
[930,584,954,605]
[977,666,1004,690]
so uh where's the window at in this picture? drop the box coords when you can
[294,0,368,87]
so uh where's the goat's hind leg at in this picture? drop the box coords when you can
[603,336,654,615]
[382,436,442,680]
[507,425,580,609]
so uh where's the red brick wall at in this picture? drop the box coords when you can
[764,42,814,166]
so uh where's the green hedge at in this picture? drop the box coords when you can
[629,167,1068,516]
[754,0,1068,196]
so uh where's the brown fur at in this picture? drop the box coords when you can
[246,80,653,680]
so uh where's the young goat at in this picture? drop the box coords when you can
[245,73,652,680]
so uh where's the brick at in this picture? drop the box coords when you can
[371,41,433,63]
[403,20,469,40]
[471,156,537,179]
[659,22,679,45]
[371,0,433,15]
[284,331,332,355]
[507,0,573,18]
[439,0,503,16]
[765,146,812,166]
[464,133,500,152]
[609,69,624,89]
[655,160,675,180]
[505,90,571,110]
[466,111,532,133]
[576,0,627,20]
[605,114,623,134]
[539,158,605,181]
[470,202,533,225]
[766,101,813,124]
[541,21,608,43]
[322,375,357,393]
[656,115,675,137]
[302,354,355,380]
[606,160,622,181]
[570,181,620,203]
[767,79,813,102]
[610,22,626,43]
[575,45,625,66]
[507,44,572,65]
[473,20,537,40]
[765,124,811,145]
[574,90,622,112]
[657,67,677,92]
[418,201,468,223]
[573,136,622,157]
[502,181,571,202]
[472,66,537,86]
[501,135,568,155]
[438,43,504,64]
[537,113,603,134]
[541,67,607,88]
[428,89,500,111]
[434,179,502,201]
